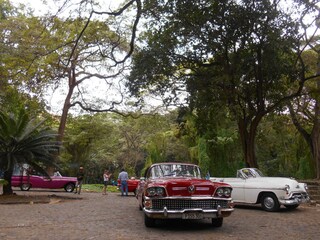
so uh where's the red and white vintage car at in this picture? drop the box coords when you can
[136,162,234,228]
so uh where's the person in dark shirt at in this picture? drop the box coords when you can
[75,166,85,194]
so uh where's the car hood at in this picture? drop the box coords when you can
[248,177,306,190]
[147,177,230,196]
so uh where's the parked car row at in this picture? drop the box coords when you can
[135,163,310,228]
[7,162,311,229]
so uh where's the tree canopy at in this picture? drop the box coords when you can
[1,0,320,185]
[128,0,316,168]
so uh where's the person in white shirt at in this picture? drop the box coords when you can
[102,170,112,195]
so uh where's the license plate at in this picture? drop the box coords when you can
[182,212,203,219]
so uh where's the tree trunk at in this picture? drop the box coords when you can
[2,164,14,195]
[57,66,77,142]
[238,116,261,168]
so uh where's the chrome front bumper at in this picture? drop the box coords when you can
[279,192,310,205]
[144,206,234,219]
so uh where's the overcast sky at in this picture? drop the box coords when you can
[11,0,123,16]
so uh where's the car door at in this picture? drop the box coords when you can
[31,175,52,188]
[227,178,246,202]
[243,178,261,203]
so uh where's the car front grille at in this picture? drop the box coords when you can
[151,198,228,210]
[292,192,308,200]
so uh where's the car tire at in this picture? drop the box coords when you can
[20,183,31,191]
[284,204,299,210]
[212,217,223,227]
[144,214,156,228]
[261,193,280,212]
[64,183,75,192]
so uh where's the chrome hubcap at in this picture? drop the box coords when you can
[264,197,275,209]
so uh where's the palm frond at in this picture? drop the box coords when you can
[0,110,62,192]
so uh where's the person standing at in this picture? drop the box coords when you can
[75,166,85,194]
[118,168,128,196]
[102,170,112,195]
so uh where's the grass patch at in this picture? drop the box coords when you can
[0,179,7,185]
[82,184,119,193]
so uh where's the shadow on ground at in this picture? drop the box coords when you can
[0,193,81,204]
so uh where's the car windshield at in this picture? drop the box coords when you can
[148,164,202,179]
[53,171,62,177]
[239,168,265,178]
[251,168,264,177]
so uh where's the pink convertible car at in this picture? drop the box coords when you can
[11,171,77,192]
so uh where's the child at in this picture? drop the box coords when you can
[102,170,112,195]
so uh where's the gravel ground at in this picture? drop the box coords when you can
[0,189,319,240]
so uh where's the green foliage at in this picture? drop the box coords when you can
[0,2,54,115]
[0,179,7,185]
[296,156,315,180]
[60,113,120,178]
[197,138,210,176]
[141,156,153,176]
[0,0,317,183]
[129,0,306,169]
[60,112,184,182]
[0,109,60,194]
[256,113,315,179]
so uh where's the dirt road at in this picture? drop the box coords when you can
[0,190,319,240]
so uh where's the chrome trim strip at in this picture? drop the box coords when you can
[144,196,232,201]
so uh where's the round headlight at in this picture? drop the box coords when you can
[156,187,164,196]
[216,188,224,197]
[224,188,231,197]
[146,187,165,197]
[147,187,156,196]
[285,184,290,194]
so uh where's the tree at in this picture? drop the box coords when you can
[37,0,142,142]
[1,0,142,144]
[128,0,307,168]
[286,0,320,179]
[0,109,60,195]
[0,0,52,110]
[288,48,320,179]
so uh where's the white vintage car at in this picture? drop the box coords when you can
[210,168,310,212]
